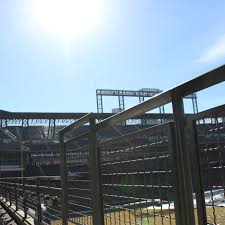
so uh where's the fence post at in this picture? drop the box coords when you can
[190,120,207,225]
[89,115,104,225]
[4,181,7,202]
[4,180,7,202]
[59,133,68,225]
[15,180,18,211]
[36,178,42,225]
[0,181,1,199]
[9,179,12,206]
[23,178,27,219]
[6,180,8,203]
[171,91,196,225]
[168,123,182,225]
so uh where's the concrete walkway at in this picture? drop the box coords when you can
[0,205,17,225]
[0,198,34,225]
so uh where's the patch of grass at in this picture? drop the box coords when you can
[51,206,225,225]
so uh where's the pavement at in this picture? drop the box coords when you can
[0,205,17,225]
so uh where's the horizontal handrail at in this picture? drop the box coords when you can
[65,131,89,144]
[186,104,225,123]
[0,176,61,181]
[96,91,171,130]
[173,64,225,98]
[0,112,181,120]
[96,64,225,130]
[59,113,91,134]
[99,122,171,146]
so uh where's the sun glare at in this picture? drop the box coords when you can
[32,0,104,42]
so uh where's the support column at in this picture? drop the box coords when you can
[172,91,196,225]
[89,115,104,225]
[59,133,68,225]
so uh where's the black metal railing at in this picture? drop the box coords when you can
[99,123,177,225]
[0,176,62,225]
[58,65,225,225]
[187,104,225,225]
[0,65,225,225]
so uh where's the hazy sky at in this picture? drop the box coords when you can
[0,0,225,113]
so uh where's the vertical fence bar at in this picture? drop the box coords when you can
[0,181,1,199]
[4,181,7,202]
[190,120,207,225]
[15,180,18,211]
[59,133,68,225]
[6,180,7,202]
[4,180,7,203]
[1,181,3,200]
[1,181,3,199]
[2,181,5,201]
[168,122,182,225]
[6,180,8,202]
[89,115,104,225]
[171,93,196,225]
[36,178,42,225]
[0,180,1,197]
[9,179,12,206]
[23,178,27,219]
[1,181,2,200]
[3,180,5,201]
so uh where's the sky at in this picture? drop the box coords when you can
[0,0,225,113]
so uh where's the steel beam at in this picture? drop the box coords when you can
[59,134,68,225]
[89,115,104,225]
[171,93,196,225]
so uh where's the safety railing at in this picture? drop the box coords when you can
[98,122,178,225]
[59,113,101,225]
[187,104,225,225]
[58,64,225,225]
[1,65,224,225]
[0,176,62,225]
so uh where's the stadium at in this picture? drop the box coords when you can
[1,74,225,225]
[0,1,225,224]
[0,87,197,178]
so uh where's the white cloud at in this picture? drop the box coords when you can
[197,34,225,63]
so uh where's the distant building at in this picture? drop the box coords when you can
[112,108,120,113]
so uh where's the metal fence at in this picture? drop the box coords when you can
[187,104,225,225]
[66,134,93,224]
[99,123,177,225]
[0,176,62,225]
[0,65,225,225]
[59,114,98,225]
[58,65,225,225]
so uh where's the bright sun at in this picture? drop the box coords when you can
[32,0,104,42]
